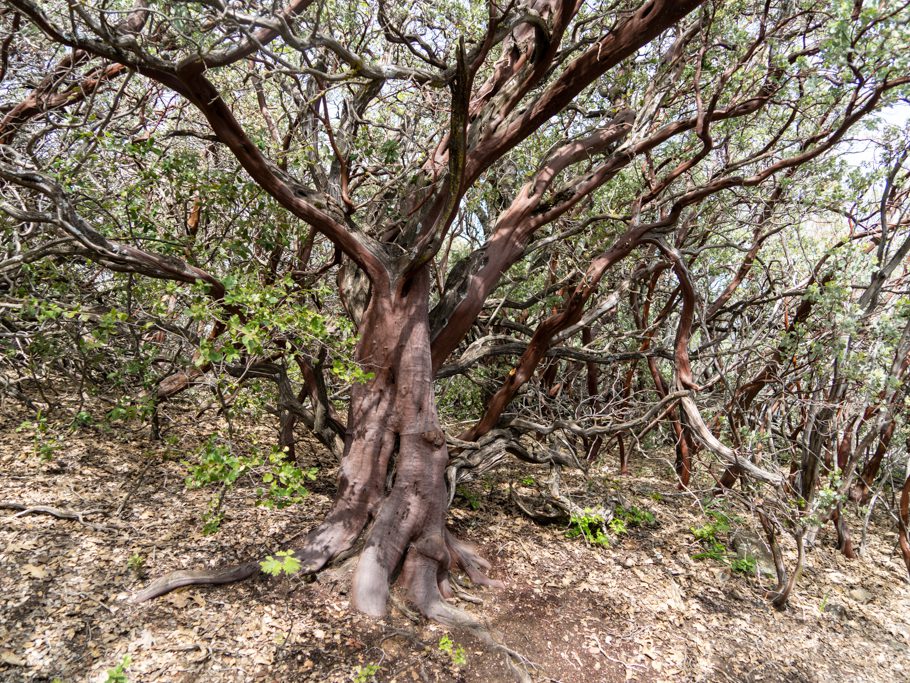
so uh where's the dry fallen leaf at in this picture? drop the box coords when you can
[165,591,190,609]
[0,651,26,666]
[21,564,48,579]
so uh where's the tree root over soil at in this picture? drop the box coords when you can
[132,526,500,607]
[132,525,535,680]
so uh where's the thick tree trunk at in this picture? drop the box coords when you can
[307,267,499,617]
[136,267,497,619]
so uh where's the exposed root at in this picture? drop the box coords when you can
[132,514,364,602]
[351,545,393,617]
[394,541,533,682]
[131,562,260,602]
[509,486,568,524]
[389,594,421,623]
[419,598,534,683]
[446,530,504,588]
[2,500,125,532]
[449,576,483,604]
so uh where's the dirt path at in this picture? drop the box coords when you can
[1,403,908,682]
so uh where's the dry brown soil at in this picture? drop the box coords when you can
[1,399,909,682]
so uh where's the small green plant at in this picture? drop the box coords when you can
[185,436,247,490]
[730,556,757,574]
[106,398,152,424]
[185,438,318,533]
[692,539,727,562]
[127,553,145,575]
[519,476,536,486]
[352,663,381,682]
[690,519,727,561]
[201,495,226,535]
[260,550,302,576]
[566,509,610,547]
[438,634,467,667]
[608,517,628,536]
[649,492,664,502]
[104,655,131,683]
[456,486,481,510]
[256,445,318,510]
[614,505,656,527]
[71,410,94,428]
[690,506,732,549]
[17,410,62,460]
[690,505,746,565]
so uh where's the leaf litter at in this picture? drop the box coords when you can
[1,398,908,682]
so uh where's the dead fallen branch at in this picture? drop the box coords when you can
[1,501,125,531]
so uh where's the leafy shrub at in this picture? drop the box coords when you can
[184,438,317,533]
[260,550,302,576]
[566,509,610,547]
[614,504,656,527]
[690,506,757,568]
[104,655,131,683]
[730,556,757,574]
[438,634,467,667]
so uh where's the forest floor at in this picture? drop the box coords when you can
[1,396,909,683]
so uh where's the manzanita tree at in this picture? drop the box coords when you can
[1,0,909,625]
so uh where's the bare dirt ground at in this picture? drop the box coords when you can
[2,398,909,683]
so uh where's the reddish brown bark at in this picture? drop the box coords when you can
[832,505,856,559]
[0,59,128,144]
[641,298,695,487]
[717,274,834,489]
[22,0,889,625]
[137,267,499,620]
[857,420,896,490]
[460,223,652,441]
[899,469,910,579]
[431,91,772,373]
[617,436,629,475]
[0,2,151,143]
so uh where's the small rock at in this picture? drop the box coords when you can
[848,587,874,604]
[623,557,636,568]
[827,571,849,585]
[0,651,26,666]
[823,601,848,618]
[730,530,775,577]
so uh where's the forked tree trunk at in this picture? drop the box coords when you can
[299,267,501,617]
[136,267,498,620]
